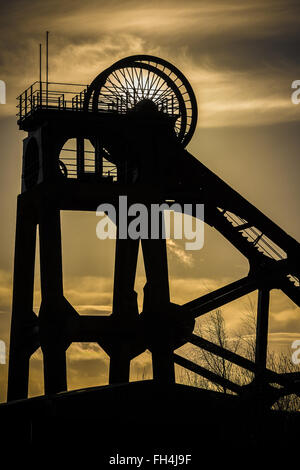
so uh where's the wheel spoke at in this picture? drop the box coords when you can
[152,87,176,105]
[118,68,136,102]
[127,67,136,90]
[150,78,168,101]
[144,67,151,96]
[148,72,161,97]
[111,71,129,93]
[106,77,125,99]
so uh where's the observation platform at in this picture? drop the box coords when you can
[17,80,179,130]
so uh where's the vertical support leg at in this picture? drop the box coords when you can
[112,237,139,318]
[109,345,132,385]
[151,346,175,384]
[76,137,84,178]
[142,237,170,309]
[95,136,103,177]
[38,202,67,395]
[109,227,140,384]
[255,288,270,386]
[7,198,38,401]
[142,232,175,384]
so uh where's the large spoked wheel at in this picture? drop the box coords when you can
[84,55,198,147]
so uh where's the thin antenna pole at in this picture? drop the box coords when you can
[46,31,49,107]
[39,43,42,106]
[39,44,42,82]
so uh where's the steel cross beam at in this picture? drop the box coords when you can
[187,334,299,391]
[173,353,242,395]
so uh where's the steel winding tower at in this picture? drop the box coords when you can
[7,55,300,407]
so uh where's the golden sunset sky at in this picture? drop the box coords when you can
[0,0,299,401]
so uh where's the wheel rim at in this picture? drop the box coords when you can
[84,55,198,147]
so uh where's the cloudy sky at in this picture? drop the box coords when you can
[0,0,299,401]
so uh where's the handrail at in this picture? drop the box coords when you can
[16,80,179,123]
[16,81,88,99]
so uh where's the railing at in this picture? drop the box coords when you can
[16,81,89,121]
[59,147,117,181]
[17,81,180,122]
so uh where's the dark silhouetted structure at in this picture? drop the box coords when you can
[2,56,300,449]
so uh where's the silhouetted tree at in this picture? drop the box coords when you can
[178,309,241,393]
[179,303,300,411]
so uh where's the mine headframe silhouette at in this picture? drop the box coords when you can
[7,55,300,409]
